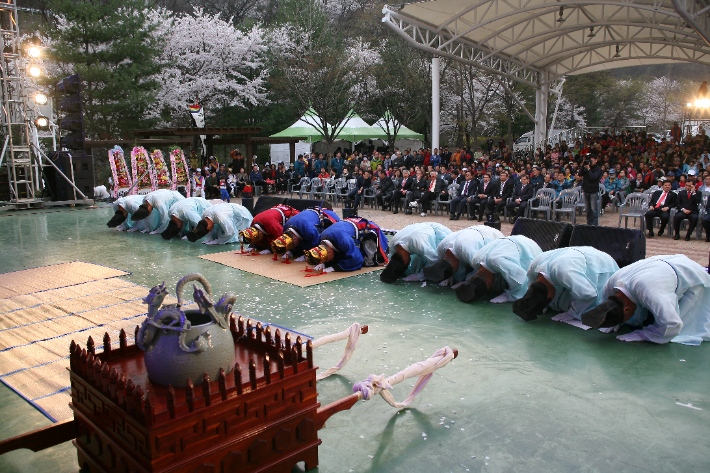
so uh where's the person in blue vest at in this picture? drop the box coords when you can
[582,255,710,345]
[304,217,389,272]
[161,197,213,239]
[512,246,619,322]
[271,207,340,260]
[129,189,185,234]
[107,194,147,231]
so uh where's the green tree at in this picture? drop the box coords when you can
[45,0,163,139]
[564,72,614,126]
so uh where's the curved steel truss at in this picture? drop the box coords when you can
[383,0,710,84]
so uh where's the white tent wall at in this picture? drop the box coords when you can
[269,141,311,164]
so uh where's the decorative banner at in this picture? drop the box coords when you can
[107,146,132,198]
[131,146,155,193]
[150,149,172,189]
[170,147,190,197]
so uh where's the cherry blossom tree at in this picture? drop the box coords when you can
[149,8,270,123]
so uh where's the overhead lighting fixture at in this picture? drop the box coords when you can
[613,45,621,58]
[27,46,40,58]
[558,6,564,22]
[34,92,48,105]
[588,27,596,38]
[34,116,49,129]
[28,65,41,78]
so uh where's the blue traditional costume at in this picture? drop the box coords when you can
[512,247,619,322]
[130,189,185,234]
[193,203,253,245]
[456,235,542,303]
[583,255,710,345]
[108,195,146,232]
[271,207,340,260]
[306,218,389,272]
[423,225,504,285]
[380,222,451,283]
[161,197,213,239]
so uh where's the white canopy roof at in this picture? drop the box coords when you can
[383,0,710,85]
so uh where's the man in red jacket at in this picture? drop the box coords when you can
[239,205,299,252]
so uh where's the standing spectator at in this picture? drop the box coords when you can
[578,154,602,225]
[331,152,344,177]
[230,149,244,175]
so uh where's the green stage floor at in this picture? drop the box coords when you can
[0,205,708,473]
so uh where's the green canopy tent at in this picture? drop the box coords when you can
[270,109,326,143]
[269,109,326,163]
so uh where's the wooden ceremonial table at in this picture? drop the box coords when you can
[0,316,359,472]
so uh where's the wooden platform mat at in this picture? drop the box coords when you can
[199,251,383,287]
[0,261,128,299]
[0,263,173,422]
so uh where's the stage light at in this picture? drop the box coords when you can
[34,93,48,105]
[28,65,41,78]
[687,102,694,107]
[35,116,49,129]
[27,46,40,58]
[694,98,710,108]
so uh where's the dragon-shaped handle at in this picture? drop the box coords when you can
[176,273,213,307]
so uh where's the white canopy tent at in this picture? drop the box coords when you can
[382,0,710,150]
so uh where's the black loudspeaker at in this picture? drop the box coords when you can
[251,196,288,216]
[342,208,357,219]
[45,151,94,201]
[484,221,501,231]
[241,197,254,213]
[510,218,573,252]
[284,198,333,212]
[569,225,646,267]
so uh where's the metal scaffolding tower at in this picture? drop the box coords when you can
[0,0,43,207]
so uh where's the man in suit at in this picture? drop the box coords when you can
[487,170,514,220]
[375,170,395,210]
[506,174,535,221]
[405,169,427,215]
[468,172,495,221]
[673,180,702,241]
[644,180,677,237]
[450,170,478,220]
[415,171,447,217]
[392,169,412,214]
